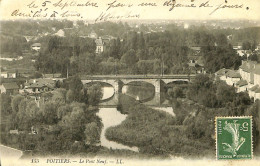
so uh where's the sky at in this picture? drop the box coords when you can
[0,0,260,21]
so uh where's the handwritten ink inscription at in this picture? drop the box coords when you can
[53,0,99,10]
[10,0,248,20]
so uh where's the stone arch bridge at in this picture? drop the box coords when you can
[81,75,195,105]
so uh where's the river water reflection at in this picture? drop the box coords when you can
[101,86,114,100]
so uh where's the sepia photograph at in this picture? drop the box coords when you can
[0,0,260,165]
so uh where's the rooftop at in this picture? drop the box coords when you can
[25,78,55,88]
[31,43,41,47]
[190,47,201,51]
[240,60,257,73]
[95,38,103,46]
[226,70,241,78]
[255,88,260,93]
[2,82,19,90]
[236,79,248,87]
[215,68,230,76]
[249,85,259,91]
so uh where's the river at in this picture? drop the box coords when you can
[96,108,139,152]
[96,83,175,152]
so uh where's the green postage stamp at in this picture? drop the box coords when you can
[215,116,253,160]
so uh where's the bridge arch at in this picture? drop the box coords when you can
[121,79,161,93]
[161,79,189,84]
[83,80,114,87]
[81,80,117,101]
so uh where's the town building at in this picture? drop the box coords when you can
[189,47,201,56]
[239,60,257,87]
[22,78,55,94]
[233,42,243,50]
[216,60,260,101]
[0,71,8,78]
[31,43,41,51]
[54,29,65,37]
[236,79,248,92]
[1,70,17,78]
[215,68,231,81]
[187,59,205,74]
[225,70,241,86]
[255,44,260,51]
[95,37,105,54]
[0,82,19,95]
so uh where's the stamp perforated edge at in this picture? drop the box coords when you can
[215,116,253,160]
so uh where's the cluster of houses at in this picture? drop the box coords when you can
[0,78,57,96]
[215,60,260,101]
[233,42,260,57]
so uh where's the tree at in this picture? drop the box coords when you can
[202,45,241,73]
[60,106,87,141]
[40,102,58,124]
[17,99,28,130]
[172,87,184,98]
[216,81,236,106]
[48,36,60,53]
[57,104,71,120]
[15,100,41,130]
[77,53,97,74]
[84,122,101,145]
[138,32,145,49]
[136,49,146,60]
[64,76,84,102]
[120,49,138,67]
[0,94,12,115]
[248,54,258,62]
[66,90,74,103]
[187,74,217,107]
[137,60,154,75]
[198,90,218,108]
[52,88,67,104]
[87,84,103,106]
[11,96,24,113]
[216,33,228,46]
[245,100,260,149]
[242,41,251,50]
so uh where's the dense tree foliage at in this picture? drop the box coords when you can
[1,20,257,76]
[187,74,251,110]
[61,76,102,105]
[0,89,103,154]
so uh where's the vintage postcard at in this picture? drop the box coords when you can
[0,0,260,166]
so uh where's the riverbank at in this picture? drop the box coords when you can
[106,94,215,158]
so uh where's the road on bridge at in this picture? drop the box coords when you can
[81,74,196,80]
